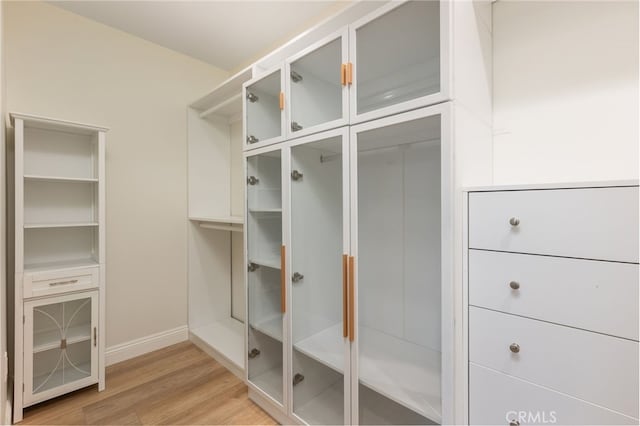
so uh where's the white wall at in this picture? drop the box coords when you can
[0,1,7,422]
[493,0,639,184]
[4,2,228,349]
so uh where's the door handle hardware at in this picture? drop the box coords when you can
[291,170,303,181]
[279,92,284,110]
[94,327,97,347]
[290,70,303,83]
[246,92,259,103]
[343,254,348,338]
[509,217,520,227]
[348,256,355,342]
[280,245,286,313]
[248,348,261,359]
[509,281,520,290]
[292,272,304,283]
[49,279,78,287]
[341,64,347,86]
[509,343,520,353]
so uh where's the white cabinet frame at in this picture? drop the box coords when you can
[243,66,287,151]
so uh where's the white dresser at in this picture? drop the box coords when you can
[465,182,639,425]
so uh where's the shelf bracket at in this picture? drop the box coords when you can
[291,121,303,132]
[246,135,259,144]
[248,262,259,272]
[291,170,303,181]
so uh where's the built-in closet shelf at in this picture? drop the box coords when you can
[190,216,244,233]
[33,325,91,353]
[33,361,92,395]
[24,258,99,274]
[295,381,344,425]
[189,216,244,224]
[251,316,282,342]
[190,318,244,369]
[294,324,442,423]
[248,258,280,270]
[24,175,98,183]
[251,366,283,404]
[199,93,242,121]
[248,208,282,214]
[24,222,99,229]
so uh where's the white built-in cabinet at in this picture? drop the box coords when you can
[9,114,107,423]
[242,1,492,423]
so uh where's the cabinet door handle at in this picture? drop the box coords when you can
[280,245,286,313]
[348,256,355,342]
[49,279,78,287]
[343,254,348,338]
[279,92,284,110]
[346,62,353,85]
[94,327,97,347]
[341,64,347,86]
[509,281,520,290]
[509,217,520,227]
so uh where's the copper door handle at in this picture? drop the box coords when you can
[348,256,355,342]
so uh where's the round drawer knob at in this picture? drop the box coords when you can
[509,281,520,290]
[509,343,520,353]
[509,421,520,426]
[509,217,520,226]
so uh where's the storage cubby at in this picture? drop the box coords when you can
[245,69,283,146]
[24,226,98,272]
[247,328,283,404]
[355,113,443,423]
[288,34,345,135]
[23,127,98,180]
[353,1,441,116]
[24,180,97,227]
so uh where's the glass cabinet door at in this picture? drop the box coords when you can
[246,149,284,405]
[352,108,447,425]
[287,31,348,138]
[245,68,285,148]
[351,1,443,122]
[24,291,98,405]
[289,130,349,424]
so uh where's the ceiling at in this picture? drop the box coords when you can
[51,1,343,71]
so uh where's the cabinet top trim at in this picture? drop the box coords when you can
[9,112,109,134]
[464,180,639,193]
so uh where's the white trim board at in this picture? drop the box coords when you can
[105,326,189,366]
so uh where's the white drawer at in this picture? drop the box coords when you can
[24,267,99,298]
[469,307,639,418]
[468,186,639,263]
[469,250,639,340]
[469,363,638,425]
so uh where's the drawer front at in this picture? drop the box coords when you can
[469,250,639,340]
[469,363,638,425]
[24,267,99,298]
[469,307,639,418]
[468,186,639,263]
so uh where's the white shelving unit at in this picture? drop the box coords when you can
[9,113,107,423]
[187,67,253,378]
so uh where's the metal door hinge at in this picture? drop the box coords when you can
[246,92,259,103]
[290,70,303,83]
[291,122,303,132]
[247,176,259,185]
[293,373,304,386]
[291,170,303,181]
[248,348,260,359]
[292,272,304,283]
[246,135,259,144]
[248,262,259,272]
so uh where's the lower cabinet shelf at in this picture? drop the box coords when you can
[33,360,92,395]
[250,366,284,404]
[190,318,244,371]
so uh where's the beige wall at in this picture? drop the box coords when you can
[493,0,639,184]
[4,1,228,348]
[1,0,7,421]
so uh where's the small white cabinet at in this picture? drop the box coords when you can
[244,67,286,149]
[9,113,107,423]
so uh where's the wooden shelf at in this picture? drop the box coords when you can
[24,175,98,183]
[24,222,98,229]
[190,318,244,370]
[24,258,99,274]
[294,324,442,422]
[251,315,282,342]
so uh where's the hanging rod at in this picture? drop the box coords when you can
[199,93,242,119]
[199,222,243,232]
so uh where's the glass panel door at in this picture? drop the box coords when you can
[353,1,441,118]
[25,292,98,404]
[290,131,348,424]
[245,69,284,147]
[353,112,443,425]
[288,32,347,137]
[246,149,284,404]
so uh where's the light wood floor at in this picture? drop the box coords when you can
[20,341,276,425]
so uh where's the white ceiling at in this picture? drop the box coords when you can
[51,1,342,71]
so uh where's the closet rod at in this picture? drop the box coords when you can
[199,93,242,119]
[199,222,243,232]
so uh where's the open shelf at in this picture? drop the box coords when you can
[190,318,244,370]
[249,208,282,214]
[294,324,442,422]
[251,315,283,342]
[24,175,98,183]
[24,258,99,274]
[33,325,91,353]
[24,222,98,229]
[250,366,283,403]
[189,216,244,225]
[248,257,280,270]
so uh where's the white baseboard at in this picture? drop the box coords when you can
[106,326,189,366]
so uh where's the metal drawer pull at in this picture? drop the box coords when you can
[509,281,520,290]
[509,421,520,426]
[509,343,520,353]
[49,279,78,287]
[509,217,520,227]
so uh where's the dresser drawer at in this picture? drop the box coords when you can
[469,363,638,425]
[469,250,639,340]
[24,267,99,298]
[468,186,639,263]
[469,307,639,418]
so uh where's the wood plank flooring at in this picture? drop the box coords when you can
[20,342,276,425]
